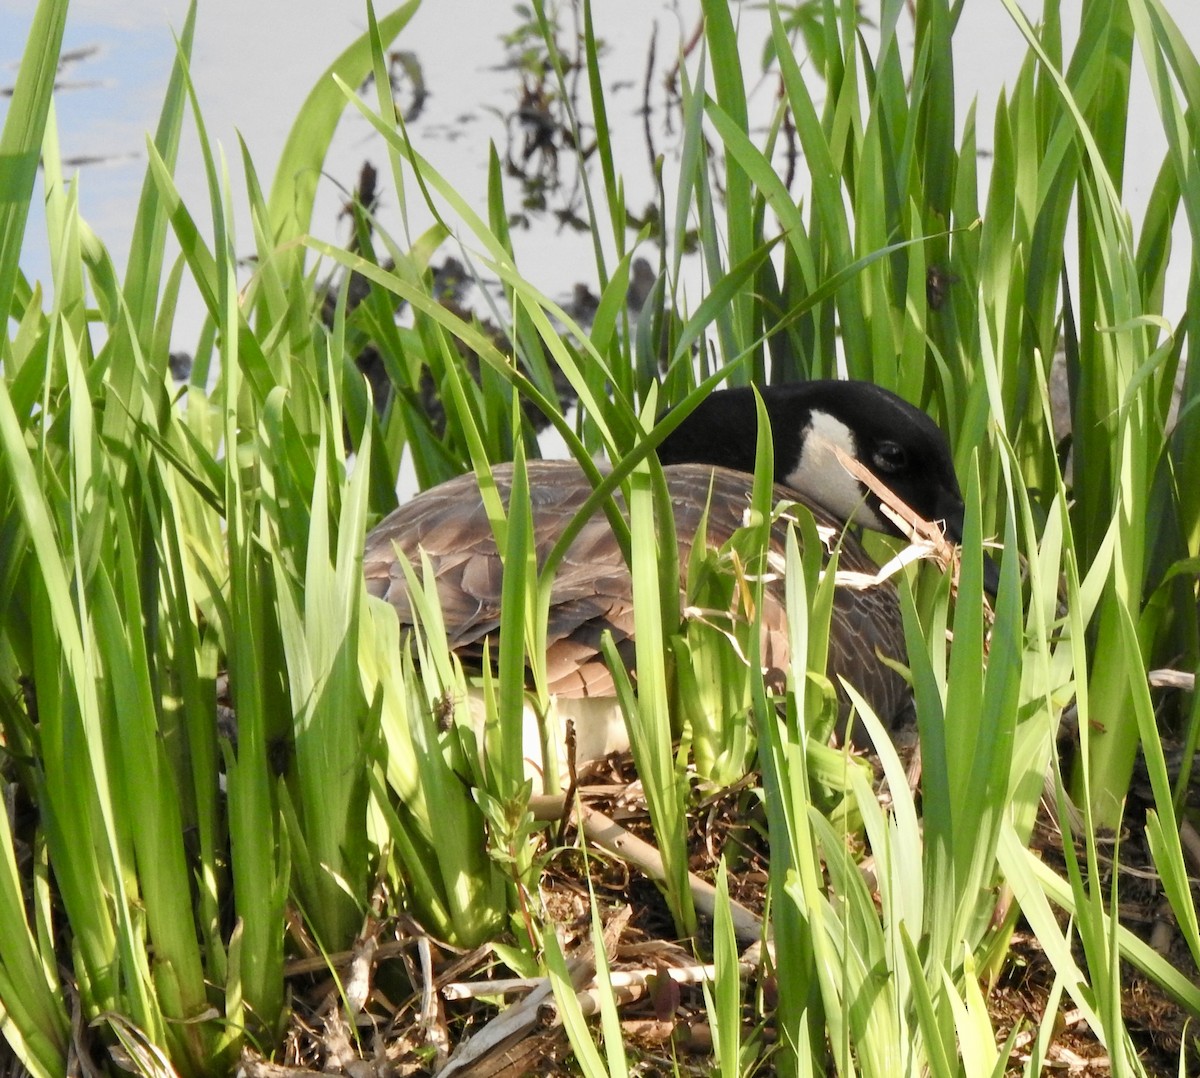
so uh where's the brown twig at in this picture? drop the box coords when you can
[529,794,764,945]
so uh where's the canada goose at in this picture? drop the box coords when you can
[364,380,971,774]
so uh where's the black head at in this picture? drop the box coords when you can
[657,380,969,544]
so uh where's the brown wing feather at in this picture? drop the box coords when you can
[363,461,909,724]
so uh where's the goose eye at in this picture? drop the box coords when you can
[872,442,908,473]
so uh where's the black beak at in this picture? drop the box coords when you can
[938,490,1002,598]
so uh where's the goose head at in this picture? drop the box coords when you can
[658,380,985,566]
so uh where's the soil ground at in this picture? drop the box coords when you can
[240,751,1196,1077]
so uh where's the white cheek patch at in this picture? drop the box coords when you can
[785,412,888,530]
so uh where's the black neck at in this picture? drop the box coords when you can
[656,383,826,482]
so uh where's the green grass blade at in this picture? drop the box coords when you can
[0,0,67,331]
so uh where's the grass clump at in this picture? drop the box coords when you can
[0,0,1197,1073]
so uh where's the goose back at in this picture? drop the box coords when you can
[364,460,909,726]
